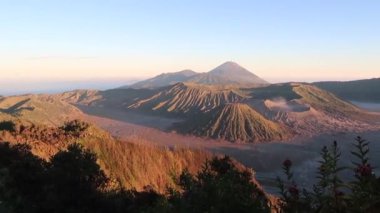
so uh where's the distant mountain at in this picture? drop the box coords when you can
[314,78,380,103]
[123,62,269,89]
[178,103,288,143]
[126,70,198,89]
[183,62,269,87]
[207,61,268,85]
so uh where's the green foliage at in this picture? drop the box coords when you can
[0,120,16,132]
[0,142,47,213]
[46,144,109,213]
[349,136,380,212]
[0,142,112,213]
[169,156,270,213]
[277,137,380,213]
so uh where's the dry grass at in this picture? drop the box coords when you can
[0,122,211,193]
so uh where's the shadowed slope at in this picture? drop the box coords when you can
[126,70,198,89]
[314,78,380,103]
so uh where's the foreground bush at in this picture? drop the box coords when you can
[59,119,89,136]
[168,156,270,213]
[0,120,16,132]
[1,136,379,213]
[277,136,380,213]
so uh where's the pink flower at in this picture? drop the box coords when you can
[355,164,373,177]
[288,184,299,198]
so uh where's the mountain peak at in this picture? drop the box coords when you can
[216,61,242,69]
[176,69,198,76]
[209,62,269,85]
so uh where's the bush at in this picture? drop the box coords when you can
[169,156,270,213]
[59,120,89,136]
[277,137,380,213]
[0,120,16,132]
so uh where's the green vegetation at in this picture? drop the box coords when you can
[0,120,16,132]
[1,119,379,212]
[60,119,90,136]
[0,142,269,213]
[276,137,380,212]
[169,156,270,212]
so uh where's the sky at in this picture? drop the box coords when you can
[0,0,379,94]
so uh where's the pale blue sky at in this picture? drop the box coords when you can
[0,0,379,94]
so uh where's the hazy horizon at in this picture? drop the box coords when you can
[1,73,378,96]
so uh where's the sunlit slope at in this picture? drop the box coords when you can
[129,83,246,115]
[0,95,83,126]
[0,121,211,193]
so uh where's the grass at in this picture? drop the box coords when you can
[0,121,211,193]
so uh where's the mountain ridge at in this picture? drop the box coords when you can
[313,78,380,103]
[125,61,269,89]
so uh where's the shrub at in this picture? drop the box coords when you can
[169,156,270,213]
[59,120,89,136]
[277,137,380,213]
[0,121,16,132]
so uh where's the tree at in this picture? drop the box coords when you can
[59,120,89,137]
[0,142,47,213]
[46,143,109,213]
[277,137,380,213]
[0,121,16,132]
[171,156,270,213]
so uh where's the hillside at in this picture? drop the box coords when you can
[248,83,378,136]
[184,72,239,85]
[2,82,377,145]
[129,82,246,115]
[0,94,83,126]
[314,78,380,103]
[0,120,211,192]
[57,88,156,107]
[292,83,360,116]
[127,70,198,89]
[178,103,289,143]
